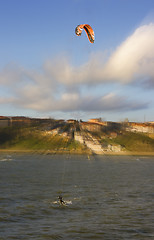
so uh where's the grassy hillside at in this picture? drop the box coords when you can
[0,126,154,153]
[0,127,86,152]
[111,131,154,152]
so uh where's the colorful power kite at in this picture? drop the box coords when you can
[75,24,95,43]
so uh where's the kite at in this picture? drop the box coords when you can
[75,24,95,43]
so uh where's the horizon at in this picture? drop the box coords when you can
[0,114,154,124]
[0,0,154,122]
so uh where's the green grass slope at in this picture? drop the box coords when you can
[113,132,154,152]
[0,127,86,152]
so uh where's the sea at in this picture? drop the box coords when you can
[0,153,154,240]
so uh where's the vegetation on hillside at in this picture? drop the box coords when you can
[112,131,154,152]
[100,131,154,152]
[0,126,87,152]
[0,122,154,153]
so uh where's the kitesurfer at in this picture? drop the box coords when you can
[58,195,65,205]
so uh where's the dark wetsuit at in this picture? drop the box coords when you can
[58,196,65,205]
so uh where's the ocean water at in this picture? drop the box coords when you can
[0,153,154,240]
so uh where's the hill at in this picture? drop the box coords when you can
[0,118,154,154]
[0,126,88,154]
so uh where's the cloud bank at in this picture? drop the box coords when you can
[1,23,154,114]
[103,23,154,83]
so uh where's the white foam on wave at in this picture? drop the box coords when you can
[0,158,13,162]
[51,200,72,205]
[0,155,14,162]
[65,200,72,205]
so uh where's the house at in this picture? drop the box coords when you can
[88,118,107,126]
[67,119,77,124]
[88,118,102,123]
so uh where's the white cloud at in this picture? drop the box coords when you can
[103,23,154,83]
[11,89,148,113]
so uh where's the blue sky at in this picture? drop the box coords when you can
[0,0,154,122]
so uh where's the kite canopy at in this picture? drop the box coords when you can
[75,24,95,43]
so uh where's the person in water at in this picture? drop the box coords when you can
[58,195,65,205]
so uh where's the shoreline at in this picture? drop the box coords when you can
[0,149,91,155]
[0,149,154,156]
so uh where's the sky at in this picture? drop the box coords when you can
[0,0,154,122]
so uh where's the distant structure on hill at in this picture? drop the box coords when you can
[88,118,103,123]
[67,119,78,124]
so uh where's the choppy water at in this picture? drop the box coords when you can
[0,153,154,239]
